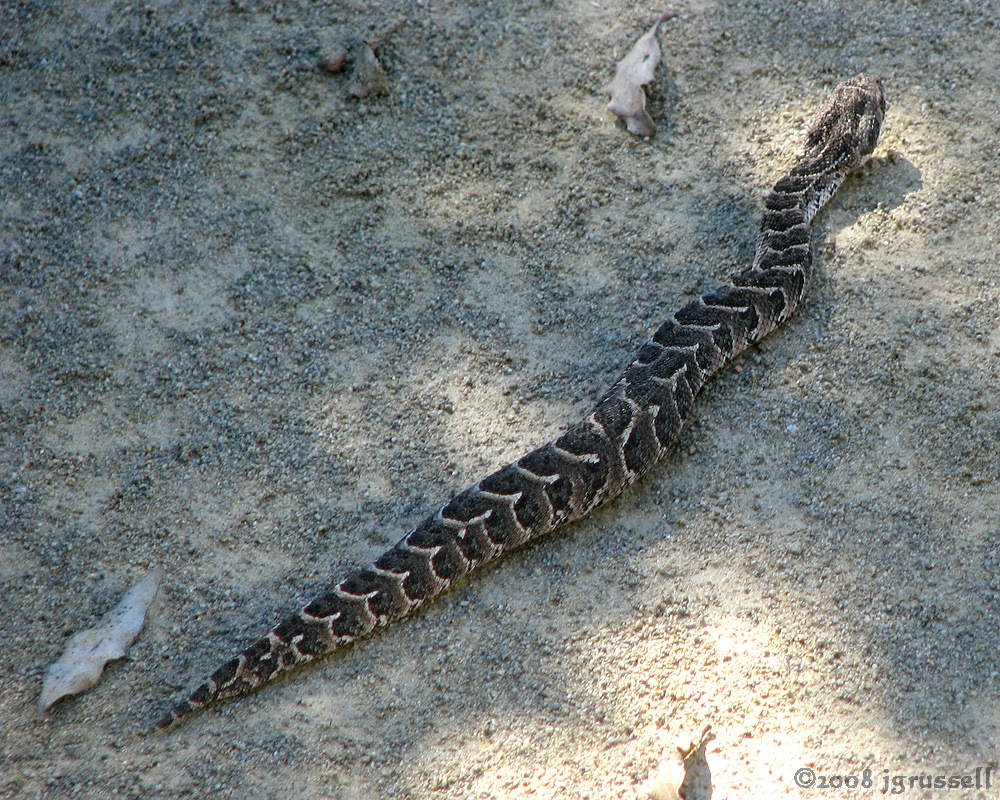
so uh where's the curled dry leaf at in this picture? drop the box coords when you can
[605,12,676,136]
[349,42,388,99]
[640,749,686,800]
[39,567,163,712]
[639,725,715,800]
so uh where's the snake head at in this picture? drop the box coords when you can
[805,74,886,169]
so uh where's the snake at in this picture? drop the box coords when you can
[153,74,886,730]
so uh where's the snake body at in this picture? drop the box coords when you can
[154,75,885,730]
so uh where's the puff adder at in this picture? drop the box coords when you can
[154,75,886,731]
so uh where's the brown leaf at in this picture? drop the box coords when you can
[604,12,676,136]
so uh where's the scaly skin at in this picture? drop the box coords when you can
[153,75,885,731]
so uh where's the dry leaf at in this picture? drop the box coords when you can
[349,42,388,98]
[639,725,715,800]
[605,12,676,136]
[640,749,686,800]
[39,567,163,711]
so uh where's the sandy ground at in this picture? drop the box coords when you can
[2,1,999,798]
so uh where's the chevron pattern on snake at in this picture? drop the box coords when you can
[153,74,885,731]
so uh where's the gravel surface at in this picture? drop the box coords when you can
[2,2,998,798]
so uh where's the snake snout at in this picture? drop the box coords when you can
[848,74,887,159]
[805,74,886,168]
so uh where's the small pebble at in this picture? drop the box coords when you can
[319,42,347,73]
